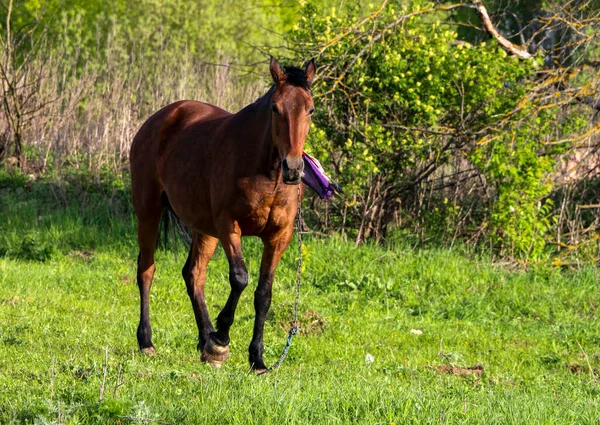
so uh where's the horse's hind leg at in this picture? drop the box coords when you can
[134,196,163,355]
[182,232,218,351]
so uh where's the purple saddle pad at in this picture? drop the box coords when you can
[301,152,343,200]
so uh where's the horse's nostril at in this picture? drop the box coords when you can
[282,168,301,183]
[281,157,303,184]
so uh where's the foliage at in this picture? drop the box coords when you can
[291,0,600,260]
[1,0,600,262]
[293,2,530,251]
[4,0,294,66]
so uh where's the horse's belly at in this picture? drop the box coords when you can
[167,193,217,237]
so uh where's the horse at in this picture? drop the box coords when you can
[129,57,316,373]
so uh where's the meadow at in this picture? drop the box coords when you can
[1,172,600,424]
[2,0,600,423]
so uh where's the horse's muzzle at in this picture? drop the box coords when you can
[282,157,304,185]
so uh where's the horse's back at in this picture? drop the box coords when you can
[131,100,229,162]
[130,100,230,220]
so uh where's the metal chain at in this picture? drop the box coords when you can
[293,184,303,330]
[256,185,303,375]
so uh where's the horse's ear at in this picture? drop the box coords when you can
[305,58,316,84]
[270,56,285,83]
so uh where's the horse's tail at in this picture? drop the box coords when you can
[159,192,192,251]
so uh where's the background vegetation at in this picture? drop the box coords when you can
[1,0,599,262]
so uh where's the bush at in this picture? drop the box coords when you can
[292,0,599,261]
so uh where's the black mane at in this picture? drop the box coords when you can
[283,66,311,90]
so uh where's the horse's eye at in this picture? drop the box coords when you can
[308,107,315,116]
[272,104,279,114]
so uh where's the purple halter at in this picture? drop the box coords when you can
[301,152,343,200]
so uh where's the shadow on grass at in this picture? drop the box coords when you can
[0,170,137,260]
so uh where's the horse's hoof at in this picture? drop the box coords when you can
[140,346,156,356]
[250,362,269,375]
[201,338,229,368]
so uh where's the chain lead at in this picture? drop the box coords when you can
[293,184,302,331]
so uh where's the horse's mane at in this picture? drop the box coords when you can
[283,66,311,90]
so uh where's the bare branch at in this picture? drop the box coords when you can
[473,1,533,60]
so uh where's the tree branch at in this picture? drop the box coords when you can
[472,1,533,60]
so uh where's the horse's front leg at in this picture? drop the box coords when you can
[249,228,294,373]
[201,221,248,368]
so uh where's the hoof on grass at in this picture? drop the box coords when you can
[140,346,156,356]
[250,362,269,375]
[201,339,229,368]
[253,368,268,376]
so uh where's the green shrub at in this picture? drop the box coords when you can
[290,1,581,260]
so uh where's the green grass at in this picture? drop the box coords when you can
[1,172,600,424]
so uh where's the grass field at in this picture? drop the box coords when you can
[2,172,600,424]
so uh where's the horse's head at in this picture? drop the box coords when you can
[269,56,316,185]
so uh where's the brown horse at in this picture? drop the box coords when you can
[130,57,316,372]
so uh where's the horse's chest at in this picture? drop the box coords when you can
[233,187,293,236]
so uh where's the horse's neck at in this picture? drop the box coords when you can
[240,87,279,178]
